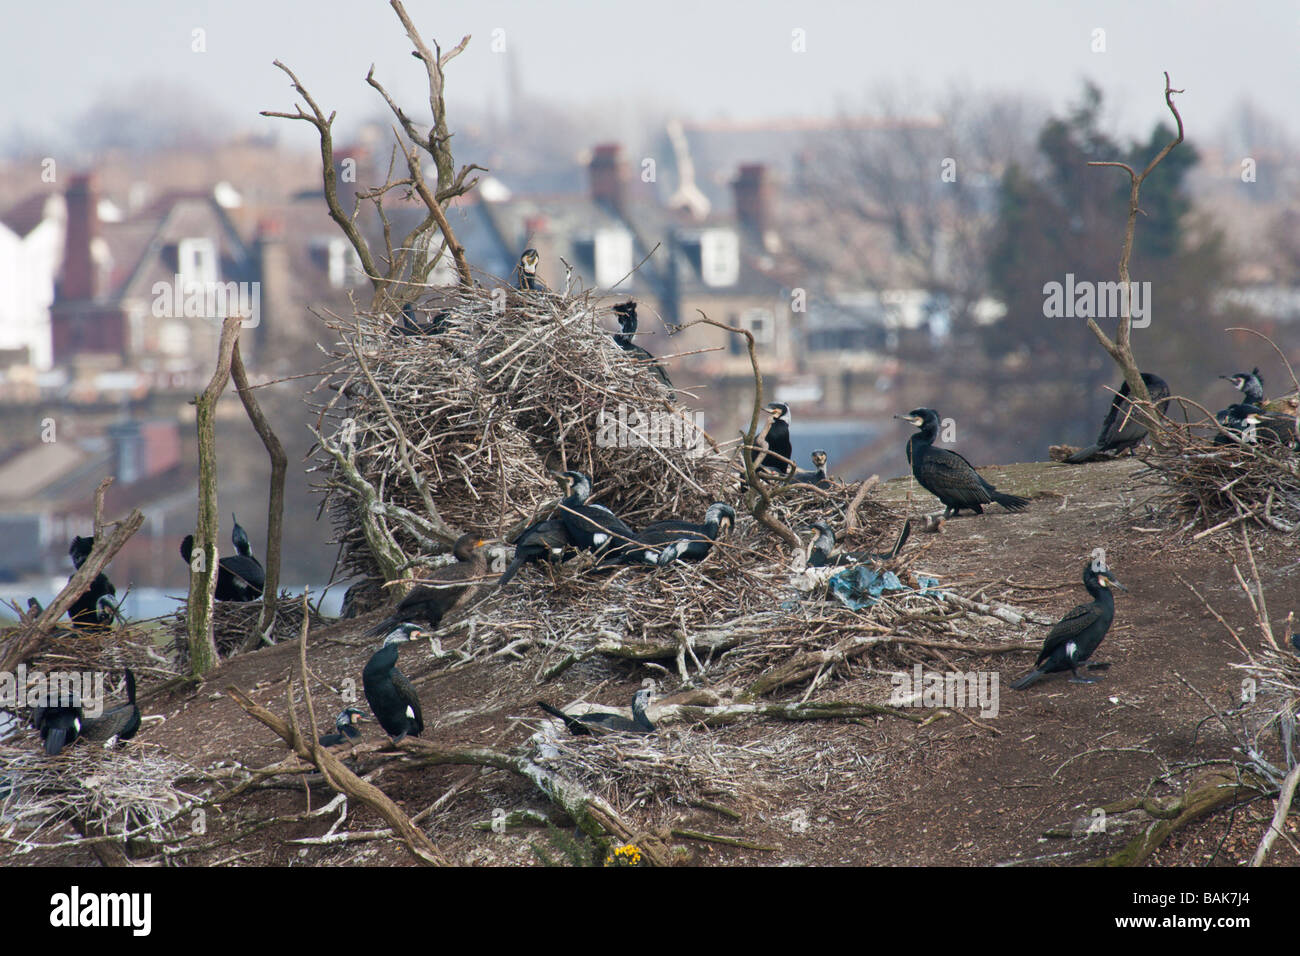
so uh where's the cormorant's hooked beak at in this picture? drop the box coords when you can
[894,414,924,427]
[1101,575,1128,592]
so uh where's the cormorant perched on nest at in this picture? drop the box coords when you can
[1212,404,1296,448]
[363,623,424,741]
[554,470,639,558]
[517,248,542,291]
[370,534,492,636]
[66,535,121,630]
[1065,373,1172,463]
[318,707,366,747]
[31,705,81,756]
[1010,562,1127,689]
[1222,367,1265,406]
[612,301,674,397]
[497,518,575,588]
[603,502,736,566]
[755,402,794,475]
[230,515,265,590]
[536,689,656,736]
[392,301,449,336]
[790,450,830,488]
[897,408,1030,519]
[179,533,264,602]
[81,668,142,744]
[808,520,911,568]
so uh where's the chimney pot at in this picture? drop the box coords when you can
[588,142,626,210]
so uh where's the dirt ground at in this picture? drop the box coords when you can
[12,457,1299,867]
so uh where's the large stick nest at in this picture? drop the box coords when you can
[1135,398,1300,534]
[309,284,733,582]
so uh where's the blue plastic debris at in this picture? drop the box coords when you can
[827,567,910,610]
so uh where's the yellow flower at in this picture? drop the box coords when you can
[604,843,645,866]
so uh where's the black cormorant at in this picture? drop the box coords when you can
[517,248,542,291]
[66,535,120,630]
[536,688,655,736]
[1211,404,1296,448]
[81,668,141,744]
[610,502,737,565]
[180,534,265,602]
[897,408,1030,518]
[808,520,911,568]
[1066,373,1172,463]
[362,623,425,741]
[1221,368,1265,406]
[790,450,830,488]
[554,471,639,557]
[755,402,793,475]
[318,707,366,747]
[497,519,575,589]
[369,533,492,635]
[393,302,450,336]
[30,698,81,756]
[612,301,674,396]
[1010,563,1127,689]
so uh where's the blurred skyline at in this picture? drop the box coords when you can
[3,0,1298,155]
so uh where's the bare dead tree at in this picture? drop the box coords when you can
[261,0,483,313]
[1084,72,1185,413]
[187,316,244,677]
[230,339,287,652]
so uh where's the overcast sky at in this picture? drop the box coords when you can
[2,0,1297,151]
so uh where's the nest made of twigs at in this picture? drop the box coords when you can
[168,592,324,670]
[308,284,733,583]
[1135,403,1300,535]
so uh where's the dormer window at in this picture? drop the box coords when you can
[593,228,634,289]
[699,228,739,287]
[178,238,217,286]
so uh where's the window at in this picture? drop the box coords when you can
[328,238,363,288]
[699,229,739,287]
[740,308,775,344]
[178,238,217,286]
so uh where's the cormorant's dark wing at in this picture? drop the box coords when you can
[390,669,423,736]
[917,447,998,508]
[1036,603,1098,665]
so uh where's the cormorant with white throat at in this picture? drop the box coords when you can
[1010,562,1126,689]
[536,689,655,736]
[897,408,1030,518]
[363,623,424,741]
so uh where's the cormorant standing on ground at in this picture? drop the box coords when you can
[1010,562,1127,689]
[808,520,911,568]
[756,402,793,475]
[554,471,639,558]
[369,533,492,635]
[318,707,366,747]
[81,668,141,744]
[180,534,264,602]
[612,301,674,396]
[1066,373,1172,463]
[603,502,737,566]
[517,248,542,291]
[66,535,120,629]
[897,408,1030,518]
[363,624,424,741]
[536,689,656,736]
[790,450,830,488]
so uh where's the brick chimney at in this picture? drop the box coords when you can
[732,163,772,235]
[255,217,289,349]
[588,143,625,211]
[61,173,98,300]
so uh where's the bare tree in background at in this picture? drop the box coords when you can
[262,0,483,313]
[803,86,1041,332]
